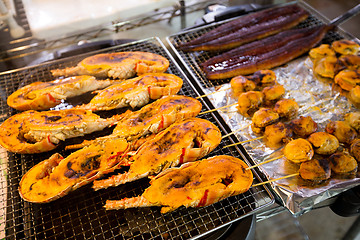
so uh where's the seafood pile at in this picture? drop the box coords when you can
[1,50,255,214]
[309,39,360,104]
[197,39,360,213]
[104,155,253,213]
[178,3,333,80]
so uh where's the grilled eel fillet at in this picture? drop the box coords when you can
[201,25,333,80]
[104,155,253,213]
[178,4,309,52]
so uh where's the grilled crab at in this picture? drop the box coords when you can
[7,75,114,111]
[93,118,222,190]
[19,138,130,203]
[104,155,253,213]
[51,51,170,79]
[78,73,183,111]
[0,109,122,154]
[67,95,202,150]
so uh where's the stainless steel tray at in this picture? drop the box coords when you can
[0,37,274,239]
[166,1,360,216]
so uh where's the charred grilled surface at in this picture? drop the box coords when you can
[201,25,333,80]
[179,4,309,52]
[104,155,253,213]
[51,51,170,79]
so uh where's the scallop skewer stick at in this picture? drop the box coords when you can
[252,154,333,186]
[223,136,264,148]
[196,87,231,99]
[246,155,284,170]
[198,103,238,115]
[197,69,277,100]
[227,138,314,170]
[221,123,251,139]
[252,173,299,187]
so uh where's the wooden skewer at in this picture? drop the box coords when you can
[223,136,264,148]
[246,155,284,170]
[196,87,231,99]
[221,123,251,139]
[252,173,299,187]
[199,103,237,115]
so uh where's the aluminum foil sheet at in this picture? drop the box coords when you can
[203,55,360,215]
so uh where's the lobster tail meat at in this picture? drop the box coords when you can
[0,109,123,154]
[93,118,222,190]
[19,138,130,203]
[65,95,202,150]
[111,95,202,140]
[179,4,309,52]
[77,73,183,111]
[7,75,114,111]
[201,25,333,80]
[104,155,253,213]
[51,52,170,79]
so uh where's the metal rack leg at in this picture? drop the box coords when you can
[342,215,360,240]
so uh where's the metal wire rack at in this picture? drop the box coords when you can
[0,37,274,239]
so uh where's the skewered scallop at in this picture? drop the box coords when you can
[313,56,339,78]
[230,75,257,97]
[350,138,360,162]
[251,108,280,134]
[325,121,357,145]
[261,84,285,106]
[349,85,360,103]
[338,54,360,71]
[299,157,331,182]
[331,39,360,55]
[264,122,293,148]
[273,98,299,119]
[289,116,318,138]
[237,91,264,117]
[309,44,336,61]
[283,138,314,164]
[329,152,358,176]
[307,132,339,155]
[248,69,277,88]
[334,69,360,91]
[344,112,360,131]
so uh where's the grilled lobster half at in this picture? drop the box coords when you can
[104,155,253,213]
[0,109,122,154]
[19,138,130,203]
[67,95,202,150]
[51,51,170,79]
[92,117,222,190]
[7,75,114,111]
[77,73,183,111]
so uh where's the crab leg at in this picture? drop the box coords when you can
[104,155,253,213]
[77,73,183,111]
[51,51,169,79]
[92,118,222,190]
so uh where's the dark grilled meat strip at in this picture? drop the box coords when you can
[201,25,333,80]
[179,4,309,52]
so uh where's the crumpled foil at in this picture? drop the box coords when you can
[204,56,360,216]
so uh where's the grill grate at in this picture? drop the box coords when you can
[1,38,273,239]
